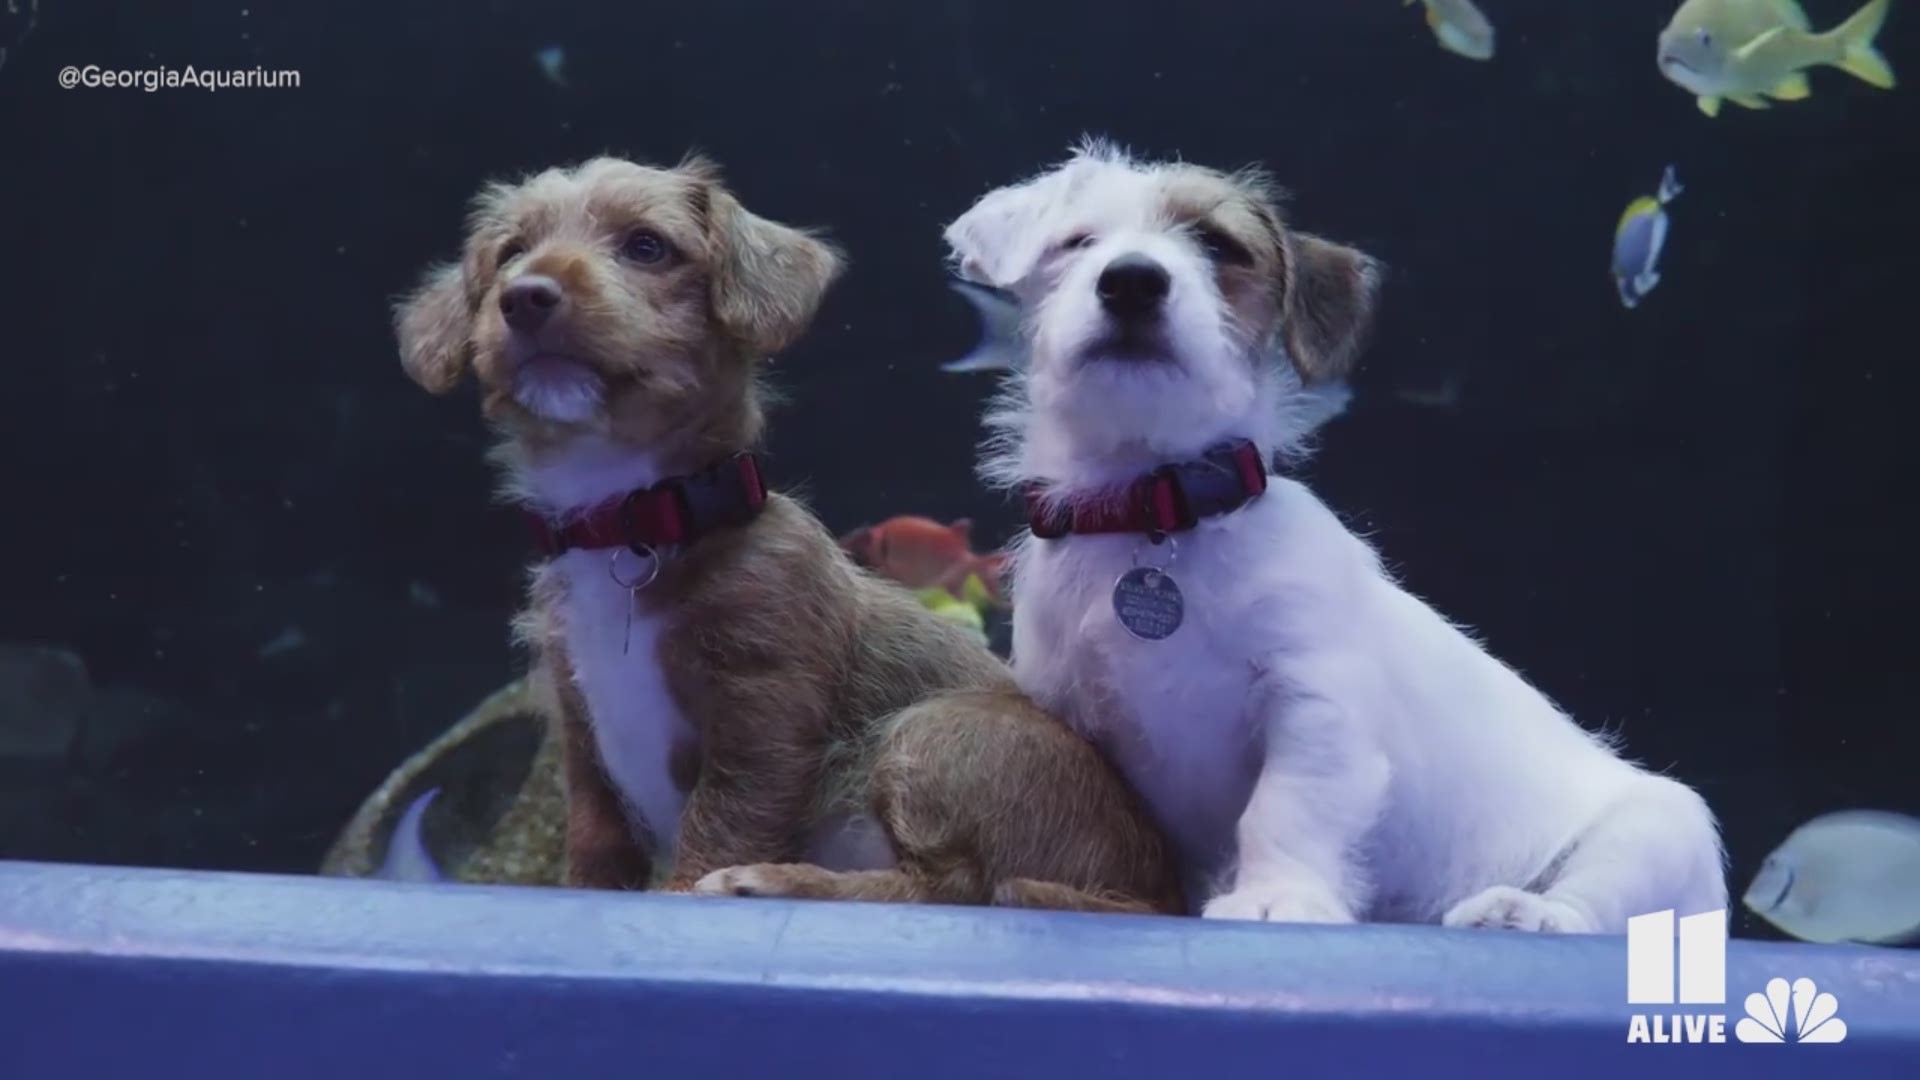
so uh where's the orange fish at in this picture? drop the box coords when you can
[839,516,1009,607]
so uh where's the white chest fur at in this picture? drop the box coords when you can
[516,437,698,859]
[552,548,695,856]
[1012,524,1270,891]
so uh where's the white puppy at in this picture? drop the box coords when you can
[947,141,1726,932]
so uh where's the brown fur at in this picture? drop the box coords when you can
[394,155,1181,914]
[1156,164,1380,383]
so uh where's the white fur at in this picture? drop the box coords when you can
[518,438,696,859]
[951,142,1726,931]
[512,357,605,425]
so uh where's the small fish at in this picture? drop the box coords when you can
[915,587,989,643]
[1744,809,1920,945]
[533,44,568,88]
[1612,165,1684,310]
[256,625,307,659]
[941,279,1026,374]
[1658,0,1894,118]
[841,515,1008,607]
[1406,0,1496,61]
[376,787,445,883]
[1396,375,1464,409]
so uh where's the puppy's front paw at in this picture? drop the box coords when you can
[1203,880,1354,924]
[1443,886,1592,933]
[692,864,794,898]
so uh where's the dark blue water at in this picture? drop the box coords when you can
[0,0,1913,939]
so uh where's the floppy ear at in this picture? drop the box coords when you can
[706,189,844,355]
[394,262,474,394]
[942,180,1056,289]
[1282,234,1383,384]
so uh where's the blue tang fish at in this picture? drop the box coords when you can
[1613,165,1684,309]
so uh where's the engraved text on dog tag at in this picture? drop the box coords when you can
[1112,566,1184,641]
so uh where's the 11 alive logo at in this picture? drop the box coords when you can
[1626,908,1847,1045]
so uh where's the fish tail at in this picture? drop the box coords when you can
[1831,0,1895,89]
[378,787,445,883]
[1657,165,1683,205]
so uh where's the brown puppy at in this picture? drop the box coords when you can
[394,156,1180,912]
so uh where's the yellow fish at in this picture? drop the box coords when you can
[1406,0,1495,61]
[915,586,988,643]
[1658,0,1895,117]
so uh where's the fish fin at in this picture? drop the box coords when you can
[1771,0,1813,30]
[1634,269,1663,298]
[972,552,1010,607]
[1730,92,1773,109]
[1657,165,1684,204]
[940,346,1019,374]
[959,571,995,610]
[1769,72,1811,99]
[1733,26,1789,64]
[1617,278,1642,309]
[1832,0,1895,89]
[948,518,973,543]
[377,787,444,883]
[944,280,1025,373]
[1697,95,1723,117]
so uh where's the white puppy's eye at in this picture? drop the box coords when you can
[1193,224,1253,267]
[1057,232,1096,253]
[497,239,527,266]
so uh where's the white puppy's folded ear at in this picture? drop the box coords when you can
[1283,234,1384,384]
[395,261,474,395]
[943,180,1056,289]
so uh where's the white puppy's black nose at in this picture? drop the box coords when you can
[500,275,564,333]
[1097,254,1171,319]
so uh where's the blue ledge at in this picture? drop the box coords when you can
[1,862,1916,1078]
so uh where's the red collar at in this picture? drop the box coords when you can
[1025,440,1269,540]
[526,451,768,557]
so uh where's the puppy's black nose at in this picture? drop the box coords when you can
[1097,254,1171,319]
[500,275,564,333]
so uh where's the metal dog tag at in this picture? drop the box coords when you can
[1112,566,1184,641]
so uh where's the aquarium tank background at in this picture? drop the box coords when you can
[0,0,1913,942]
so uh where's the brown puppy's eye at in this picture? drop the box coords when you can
[1194,225,1253,267]
[497,239,526,266]
[620,228,672,265]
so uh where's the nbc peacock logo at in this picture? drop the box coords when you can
[1733,977,1848,1044]
[1625,908,1847,1045]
